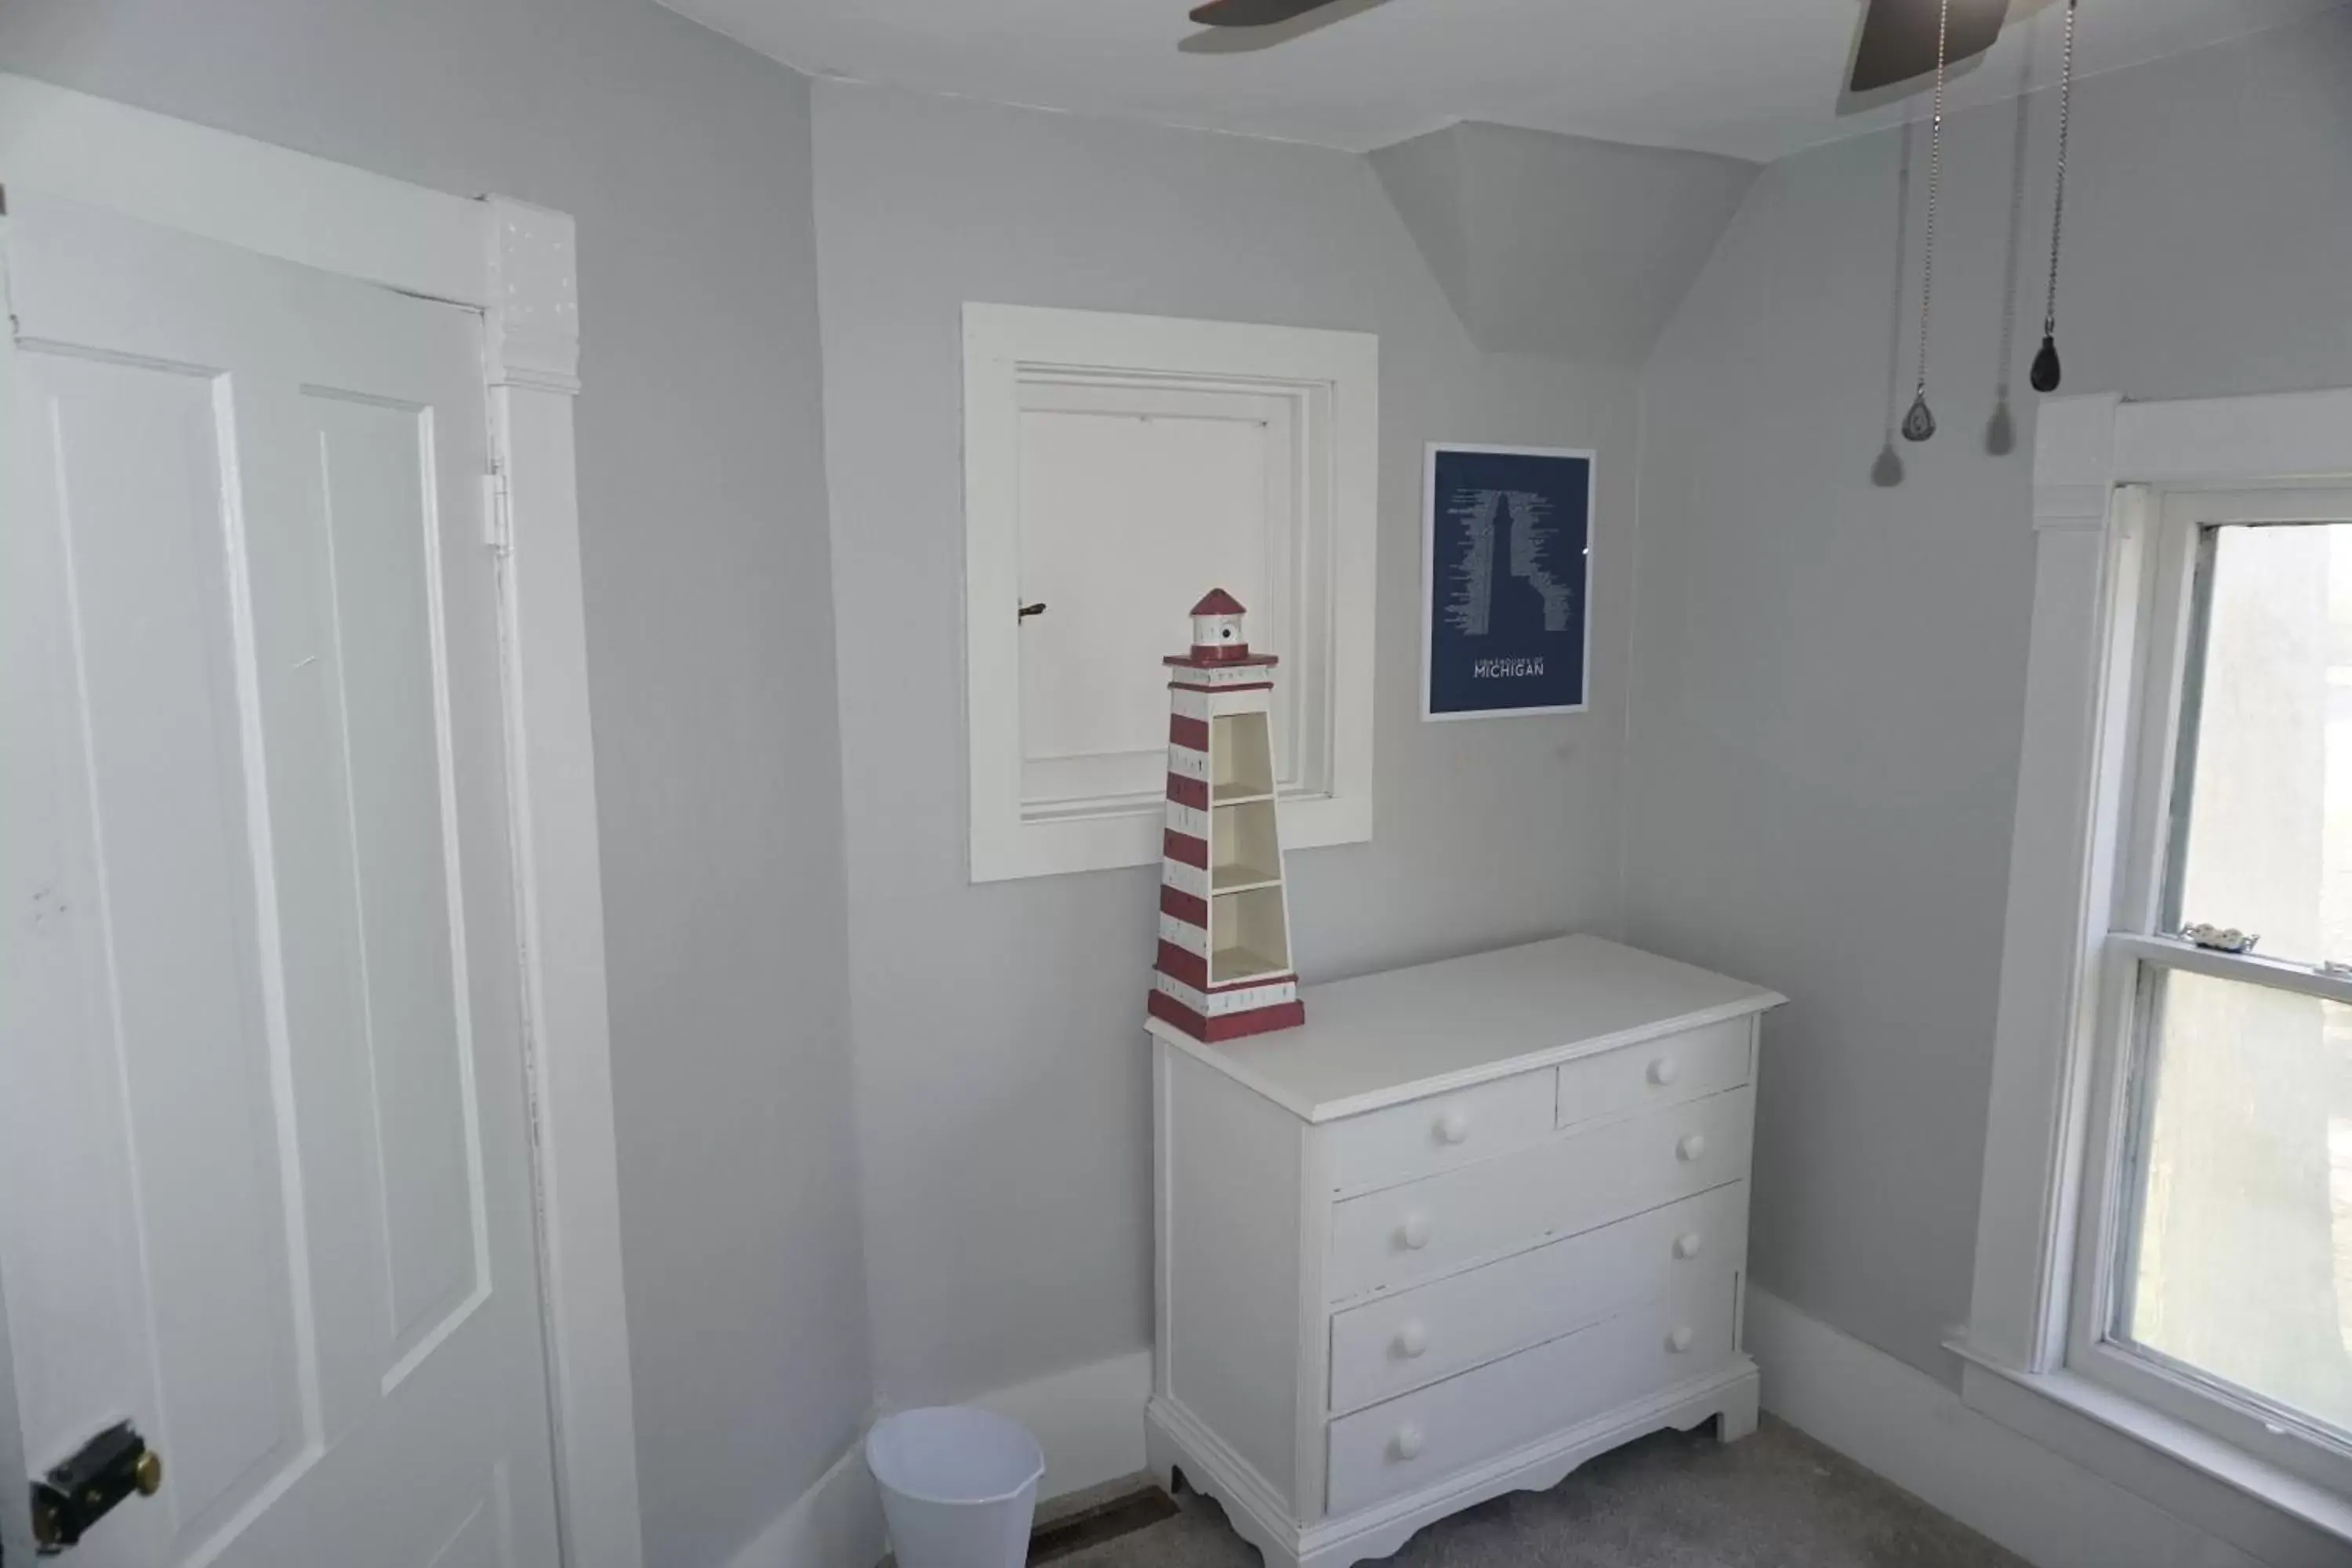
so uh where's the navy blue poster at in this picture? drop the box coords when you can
[1422,445,1593,719]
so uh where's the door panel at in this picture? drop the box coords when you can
[2,194,557,1567]
[9,349,311,1548]
[426,1470,516,1568]
[300,390,488,1380]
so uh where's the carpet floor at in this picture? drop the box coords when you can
[1049,1418,2028,1567]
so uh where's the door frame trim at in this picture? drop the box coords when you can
[0,73,643,1568]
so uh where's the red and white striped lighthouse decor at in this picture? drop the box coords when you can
[1148,590,1305,1043]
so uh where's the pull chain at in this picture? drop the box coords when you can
[1902,0,1951,443]
[2031,0,2078,394]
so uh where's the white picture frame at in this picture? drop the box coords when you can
[1421,442,1596,721]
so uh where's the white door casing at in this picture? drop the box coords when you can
[2,189,558,1567]
[0,76,640,1568]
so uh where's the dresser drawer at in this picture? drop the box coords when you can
[1323,1068,1555,1196]
[1557,1016,1751,1129]
[1325,1279,1739,1515]
[1327,1183,1747,1413]
[1327,1088,1753,1301]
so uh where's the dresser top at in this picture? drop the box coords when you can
[1149,935,1784,1123]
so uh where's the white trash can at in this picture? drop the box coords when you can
[866,1407,1045,1568]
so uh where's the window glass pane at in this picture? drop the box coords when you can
[2119,967,2352,1438]
[2169,522,2352,967]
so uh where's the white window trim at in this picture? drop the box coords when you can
[963,303,1377,883]
[1957,387,2352,1567]
[0,74,643,1568]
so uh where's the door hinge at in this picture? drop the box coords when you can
[482,466,513,557]
[523,1043,544,1155]
[0,190,20,347]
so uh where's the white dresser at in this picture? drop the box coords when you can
[1145,935,1784,1568]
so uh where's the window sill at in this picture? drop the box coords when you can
[1947,1338,2352,1565]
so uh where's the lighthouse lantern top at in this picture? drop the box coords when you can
[1191,588,1248,655]
[1171,586,1277,669]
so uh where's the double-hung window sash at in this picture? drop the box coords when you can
[2073,491,2352,1494]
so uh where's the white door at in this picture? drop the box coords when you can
[0,193,562,1567]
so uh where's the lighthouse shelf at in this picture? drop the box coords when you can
[1149,590,1306,1043]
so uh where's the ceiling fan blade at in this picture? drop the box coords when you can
[1849,0,2010,93]
[1189,0,1352,26]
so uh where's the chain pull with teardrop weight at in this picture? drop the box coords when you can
[2030,0,2079,394]
[1903,0,1952,443]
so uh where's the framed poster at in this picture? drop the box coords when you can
[1422,443,1595,720]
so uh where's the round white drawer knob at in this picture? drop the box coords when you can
[1399,1211,1434,1250]
[1436,1108,1472,1145]
[1395,1319,1430,1359]
[1668,1325,1696,1354]
[1649,1058,1681,1087]
[1676,1133,1708,1163]
[1392,1422,1427,1461]
[1674,1232,1704,1260]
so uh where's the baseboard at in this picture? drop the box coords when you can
[724,1350,1152,1568]
[969,1348,1154,1504]
[1744,1287,2263,1568]
[722,1437,886,1568]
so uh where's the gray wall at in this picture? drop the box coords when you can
[810,80,1640,1405]
[1625,10,2352,1381]
[0,6,870,1566]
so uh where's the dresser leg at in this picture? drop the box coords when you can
[1715,1375,1761,1443]
[1144,1404,1184,1497]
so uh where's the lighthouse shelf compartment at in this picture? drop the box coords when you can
[1149,590,1305,1044]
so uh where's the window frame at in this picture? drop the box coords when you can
[1958,390,2352,1565]
[2061,488,2352,1497]
[961,303,1377,883]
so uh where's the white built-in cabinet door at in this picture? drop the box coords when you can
[0,194,561,1568]
[1014,379,1298,811]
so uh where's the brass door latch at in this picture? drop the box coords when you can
[29,1422,162,1555]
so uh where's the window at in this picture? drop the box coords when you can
[2071,492,2352,1494]
[1964,391,2352,1558]
[962,304,1377,882]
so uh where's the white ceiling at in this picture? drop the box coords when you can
[659,0,2340,162]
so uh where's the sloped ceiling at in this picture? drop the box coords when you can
[1373,123,1759,361]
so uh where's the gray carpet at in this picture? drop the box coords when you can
[1053,1419,2027,1566]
